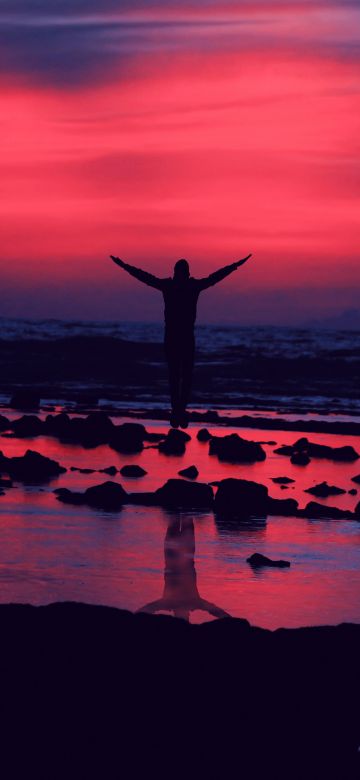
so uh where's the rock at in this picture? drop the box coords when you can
[71,467,95,474]
[178,465,199,480]
[127,491,157,506]
[143,432,165,443]
[214,478,268,518]
[290,452,311,465]
[0,449,66,480]
[247,553,290,568]
[275,437,359,462]
[155,479,213,508]
[158,428,191,455]
[79,412,115,446]
[197,428,212,442]
[304,482,346,497]
[11,415,44,438]
[0,415,10,432]
[9,390,40,410]
[355,501,360,518]
[44,413,72,440]
[271,477,295,484]
[266,497,298,516]
[274,445,294,456]
[120,465,147,478]
[54,488,84,505]
[44,412,114,447]
[209,433,266,463]
[280,485,288,490]
[100,466,118,476]
[84,481,128,509]
[299,501,353,520]
[351,474,360,484]
[55,481,127,510]
[110,423,146,453]
[348,488,358,495]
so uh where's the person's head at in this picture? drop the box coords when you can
[173,258,190,280]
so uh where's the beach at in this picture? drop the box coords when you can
[0,319,359,776]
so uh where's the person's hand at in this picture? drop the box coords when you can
[110,255,125,267]
[236,254,252,267]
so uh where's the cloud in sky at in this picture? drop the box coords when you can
[1,0,360,85]
[1,0,359,323]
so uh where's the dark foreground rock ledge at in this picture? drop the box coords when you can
[0,602,359,780]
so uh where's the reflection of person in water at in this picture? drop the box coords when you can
[138,514,230,622]
[110,254,251,428]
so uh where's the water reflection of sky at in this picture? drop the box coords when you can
[0,419,359,627]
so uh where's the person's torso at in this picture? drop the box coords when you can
[162,278,200,331]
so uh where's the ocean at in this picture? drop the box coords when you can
[0,318,359,415]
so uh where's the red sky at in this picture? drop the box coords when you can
[1,1,359,324]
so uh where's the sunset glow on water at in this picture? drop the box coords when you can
[1,417,359,627]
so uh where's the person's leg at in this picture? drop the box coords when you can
[164,337,182,425]
[179,334,195,426]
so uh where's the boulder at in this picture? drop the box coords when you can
[11,415,44,438]
[214,478,268,518]
[304,482,346,498]
[110,423,146,454]
[209,434,266,463]
[197,428,212,442]
[44,413,72,440]
[178,465,199,480]
[70,467,95,474]
[291,452,311,465]
[351,474,360,485]
[127,492,157,506]
[271,476,295,484]
[79,412,115,446]
[299,501,353,520]
[55,481,127,510]
[266,497,298,516]
[0,449,66,480]
[84,481,128,509]
[100,466,118,476]
[274,445,293,456]
[44,412,115,448]
[10,390,40,410]
[275,437,359,462]
[120,465,147,478]
[155,479,213,508]
[348,488,358,496]
[158,429,191,455]
[54,488,84,505]
[247,553,290,568]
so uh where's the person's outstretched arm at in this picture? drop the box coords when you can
[110,255,164,290]
[197,254,252,291]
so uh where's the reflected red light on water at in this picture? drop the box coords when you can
[0,419,359,627]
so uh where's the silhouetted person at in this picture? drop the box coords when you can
[110,253,252,427]
[137,514,230,622]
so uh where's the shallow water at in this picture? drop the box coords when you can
[0,416,359,627]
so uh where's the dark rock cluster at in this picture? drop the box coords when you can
[0,449,66,481]
[209,433,266,463]
[275,437,359,462]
